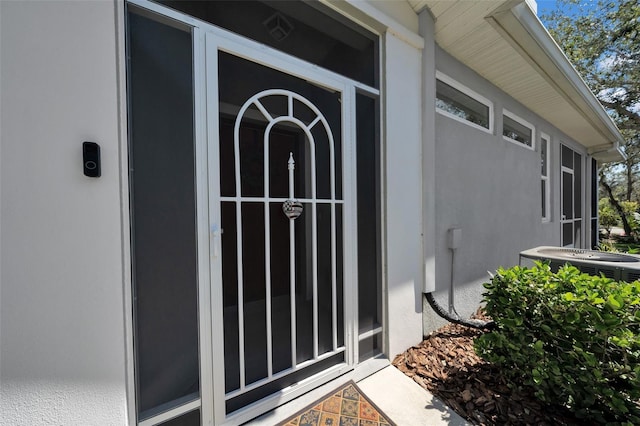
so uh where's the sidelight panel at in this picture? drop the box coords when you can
[128,10,199,420]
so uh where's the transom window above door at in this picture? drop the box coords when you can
[156,0,379,88]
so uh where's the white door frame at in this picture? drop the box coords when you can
[560,144,583,248]
[205,30,359,425]
[561,164,574,247]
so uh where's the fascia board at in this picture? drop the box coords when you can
[488,2,624,152]
[589,143,626,163]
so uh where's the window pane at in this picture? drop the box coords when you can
[541,138,548,176]
[294,202,313,365]
[159,410,200,426]
[562,145,573,169]
[591,158,598,217]
[356,93,381,340]
[563,223,573,246]
[241,202,268,385]
[269,202,292,374]
[574,152,582,218]
[541,180,546,218]
[359,333,382,362]
[317,203,335,356]
[221,202,240,393]
[436,79,490,129]
[158,0,378,87]
[128,11,200,419]
[503,114,532,146]
[562,171,573,220]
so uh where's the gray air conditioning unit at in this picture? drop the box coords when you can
[519,246,640,283]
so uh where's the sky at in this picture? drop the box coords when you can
[536,0,561,17]
[535,0,598,20]
[535,0,640,115]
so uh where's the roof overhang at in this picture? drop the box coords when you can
[408,0,625,162]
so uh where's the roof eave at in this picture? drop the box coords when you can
[489,2,624,162]
[589,142,627,163]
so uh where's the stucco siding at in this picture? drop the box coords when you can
[0,1,128,424]
[424,46,588,331]
[384,31,425,358]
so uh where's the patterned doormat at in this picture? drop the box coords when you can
[277,381,396,426]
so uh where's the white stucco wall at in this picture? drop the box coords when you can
[419,9,436,294]
[384,31,425,358]
[0,1,128,424]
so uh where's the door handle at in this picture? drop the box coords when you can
[211,225,223,258]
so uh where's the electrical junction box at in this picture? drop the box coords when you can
[447,228,462,250]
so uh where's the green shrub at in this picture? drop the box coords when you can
[475,262,640,423]
[599,198,619,235]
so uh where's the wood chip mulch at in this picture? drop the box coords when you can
[391,311,582,425]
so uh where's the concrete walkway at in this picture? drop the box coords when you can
[358,366,468,425]
[247,365,468,425]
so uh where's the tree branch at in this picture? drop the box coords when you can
[598,100,640,127]
[600,174,633,236]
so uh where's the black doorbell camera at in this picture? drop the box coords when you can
[83,142,101,177]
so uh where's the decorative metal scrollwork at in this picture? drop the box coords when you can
[282,152,303,220]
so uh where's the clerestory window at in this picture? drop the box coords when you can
[503,109,535,149]
[435,71,493,133]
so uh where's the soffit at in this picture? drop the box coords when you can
[407,0,623,157]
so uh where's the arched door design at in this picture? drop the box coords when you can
[210,47,352,417]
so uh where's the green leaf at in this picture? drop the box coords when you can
[607,294,622,310]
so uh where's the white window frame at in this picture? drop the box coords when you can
[541,132,551,223]
[503,109,535,151]
[435,71,494,134]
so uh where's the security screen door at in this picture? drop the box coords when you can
[561,144,583,247]
[206,33,355,419]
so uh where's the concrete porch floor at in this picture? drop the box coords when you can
[246,365,468,425]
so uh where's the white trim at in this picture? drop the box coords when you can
[319,0,423,50]
[541,132,551,223]
[506,3,624,146]
[588,157,599,248]
[138,399,201,426]
[220,196,344,204]
[435,70,494,134]
[224,349,347,400]
[502,109,535,150]
[116,1,137,424]
[204,33,227,426]
[193,26,215,426]
[560,143,585,248]
[344,85,359,366]
[358,326,383,341]
[221,363,352,426]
